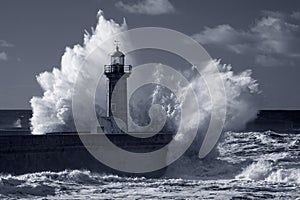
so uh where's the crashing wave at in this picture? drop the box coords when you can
[30,10,259,139]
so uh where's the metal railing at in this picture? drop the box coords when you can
[124,65,132,73]
[104,65,132,73]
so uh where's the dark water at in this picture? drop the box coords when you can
[0,110,31,132]
[0,110,299,199]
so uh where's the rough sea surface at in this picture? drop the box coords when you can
[0,131,299,199]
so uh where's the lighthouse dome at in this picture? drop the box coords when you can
[111,46,124,57]
[111,45,125,65]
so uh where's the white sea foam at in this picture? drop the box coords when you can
[235,159,273,180]
[236,160,300,184]
[30,11,127,134]
[13,118,22,128]
[266,168,300,184]
[0,131,299,199]
[0,167,299,199]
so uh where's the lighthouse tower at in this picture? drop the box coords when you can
[104,42,132,132]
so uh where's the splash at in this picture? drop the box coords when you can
[236,159,300,184]
[30,10,259,137]
[13,118,22,128]
[151,60,259,133]
[30,11,127,134]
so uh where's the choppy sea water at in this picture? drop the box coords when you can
[0,130,299,199]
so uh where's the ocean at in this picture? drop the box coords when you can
[2,9,296,199]
[0,110,299,199]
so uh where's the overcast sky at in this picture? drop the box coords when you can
[0,0,300,109]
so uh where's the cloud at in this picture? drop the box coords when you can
[291,12,300,20]
[255,55,284,67]
[115,0,176,15]
[0,52,8,61]
[0,40,14,47]
[192,11,300,67]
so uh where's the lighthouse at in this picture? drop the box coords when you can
[104,42,132,132]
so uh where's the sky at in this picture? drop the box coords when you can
[0,0,300,109]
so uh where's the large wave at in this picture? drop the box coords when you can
[30,10,259,136]
[153,59,259,133]
[30,11,127,134]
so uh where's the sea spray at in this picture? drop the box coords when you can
[13,118,22,128]
[30,11,127,134]
[150,59,259,132]
[147,60,259,161]
[30,10,259,149]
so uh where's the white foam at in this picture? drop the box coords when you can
[13,118,22,128]
[266,168,300,184]
[30,10,127,134]
[235,159,273,180]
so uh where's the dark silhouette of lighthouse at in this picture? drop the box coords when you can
[104,41,132,132]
